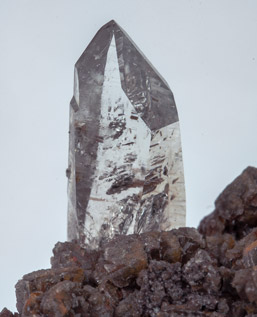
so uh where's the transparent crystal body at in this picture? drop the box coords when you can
[67,20,186,248]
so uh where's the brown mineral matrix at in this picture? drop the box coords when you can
[199,166,257,239]
[0,309,18,317]
[3,166,257,316]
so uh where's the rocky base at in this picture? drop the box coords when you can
[2,166,257,316]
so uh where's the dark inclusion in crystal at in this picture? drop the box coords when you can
[67,20,186,248]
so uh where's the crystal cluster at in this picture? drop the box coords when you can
[67,20,186,248]
[2,166,257,316]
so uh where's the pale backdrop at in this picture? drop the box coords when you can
[1,0,257,311]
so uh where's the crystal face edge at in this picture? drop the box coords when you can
[76,20,179,131]
[67,23,114,243]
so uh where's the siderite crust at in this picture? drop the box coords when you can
[198,166,257,239]
[2,166,257,316]
[67,20,185,248]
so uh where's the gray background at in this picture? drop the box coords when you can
[1,0,257,311]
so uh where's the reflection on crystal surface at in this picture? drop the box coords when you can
[67,20,186,248]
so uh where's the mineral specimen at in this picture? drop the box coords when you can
[2,167,257,316]
[67,20,186,248]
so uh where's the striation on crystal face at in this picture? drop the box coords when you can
[67,20,186,249]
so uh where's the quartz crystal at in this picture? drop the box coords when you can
[67,20,186,248]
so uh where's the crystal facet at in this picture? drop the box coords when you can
[67,20,186,248]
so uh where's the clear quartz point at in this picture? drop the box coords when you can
[67,20,186,248]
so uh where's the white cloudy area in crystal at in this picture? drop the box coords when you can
[84,36,185,248]
[85,37,151,247]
